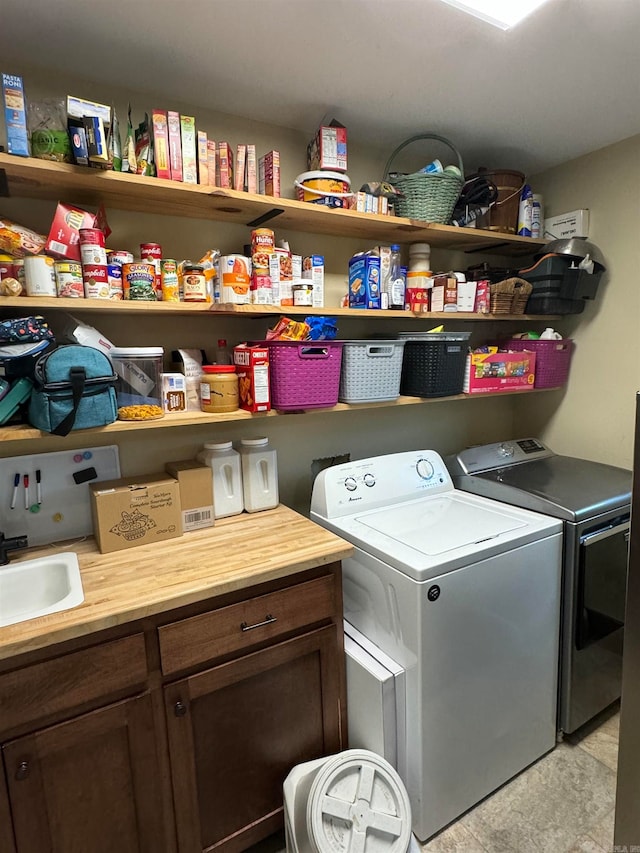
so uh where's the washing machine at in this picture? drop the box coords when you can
[446,437,632,735]
[310,449,563,842]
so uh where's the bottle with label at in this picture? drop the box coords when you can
[196,441,244,518]
[387,244,405,310]
[531,194,544,238]
[239,437,279,512]
[215,338,233,364]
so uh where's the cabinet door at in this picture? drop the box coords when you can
[0,757,16,853]
[3,693,167,853]
[165,625,344,853]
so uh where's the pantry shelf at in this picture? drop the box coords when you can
[0,153,545,255]
[0,296,558,322]
[0,388,559,444]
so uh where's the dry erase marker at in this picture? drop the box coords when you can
[23,474,29,510]
[10,473,19,510]
[36,469,42,505]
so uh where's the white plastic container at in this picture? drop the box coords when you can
[196,441,244,518]
[239,437,279,513]
[109,346,163,408]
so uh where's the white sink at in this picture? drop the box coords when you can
[0,552,84,628]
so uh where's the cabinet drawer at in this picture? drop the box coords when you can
[159,574,337,675]
[0,634,147,734]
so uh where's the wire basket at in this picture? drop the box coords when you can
[264,340,343,411]
[398,332,471,397]
[339,340,405,403]
[504,338,574,388]
[383,134,464,224]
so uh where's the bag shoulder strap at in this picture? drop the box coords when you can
[52,366,86,437]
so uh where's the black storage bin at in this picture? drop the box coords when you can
[398,332,471,398]
[520,255,603,301]
[526,295,586,315]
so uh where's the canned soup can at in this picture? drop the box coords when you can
[24,255,57,296]
[123,262,157,300]
[55,260,84,297]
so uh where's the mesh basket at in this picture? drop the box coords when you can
[505,338,574,388]
[339,340,405,404]
[398,332,471,397]
[383,134,464,224]
[264,340,343,411]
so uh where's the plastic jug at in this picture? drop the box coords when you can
[239,437,279,512]
[540,327,562,340]
[196,441,244,518]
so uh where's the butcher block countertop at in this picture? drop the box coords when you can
[0,505,353,662]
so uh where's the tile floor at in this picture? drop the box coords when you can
[252,703,620,853]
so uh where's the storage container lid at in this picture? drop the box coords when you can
[110,347,164,357]
[397,332,471,341]
[240,437,269,447]
[203,441,233,451]
[202,365,236,373]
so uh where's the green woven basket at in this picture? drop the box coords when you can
[383,133,464,224]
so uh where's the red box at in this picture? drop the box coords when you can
[45,202,97,261]
[217,142,232,188]
[233,344,271,413]
[406,288,430,312]
[464,350,536,395]
[258,150,280,197]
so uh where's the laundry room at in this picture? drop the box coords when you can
[0,0,639,851]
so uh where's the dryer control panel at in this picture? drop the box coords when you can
[447,438,554,476]
[311,450,453,519]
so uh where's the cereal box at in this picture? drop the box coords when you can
[246,144,257,193]
[180,115,197,184]
[217,141,232,188]
[1,74,29,157]
[152,110,170,179]
[167,111,182,181]
[207,139,216,186]
[197,131,209,185]
[235,144,246,191]
[307,121,347,172]
[258,150,280,197]
[348,253,381,309]
[464,350,536,395]
[234,343,271,413]
[302,255,325,307]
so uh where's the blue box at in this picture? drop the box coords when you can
[1,73,29,157]
[348,253,381,309]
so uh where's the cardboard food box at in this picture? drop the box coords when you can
[2,73,29,157]
[45,202,97,261]
[197,130,209,185]
[161,372,187,412]
[234,343,271,412]
[258,150,280,197]
[302,254,325,307]
[180,115,197,184]
[167,111,183,181]
[307,121,347,172]
[152,110,170,179]
[165,460,214,532]
[348,253,380,309]
[90,474,182,553]
[464,350,536,395]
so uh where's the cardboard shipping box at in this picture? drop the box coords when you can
[165,460,214,531]
[90,474,182,553]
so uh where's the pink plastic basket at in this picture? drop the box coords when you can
[265,340,344,410]
[505,338,574,388]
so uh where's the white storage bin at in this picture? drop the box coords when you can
[338,340,405,404]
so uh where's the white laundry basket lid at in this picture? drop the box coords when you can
[305,749,412,853]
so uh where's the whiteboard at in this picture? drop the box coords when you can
[0,445,121,547]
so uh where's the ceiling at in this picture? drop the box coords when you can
[4,0,640,175]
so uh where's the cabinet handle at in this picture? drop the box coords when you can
[240,614,277,632]
[174,700,188,718]
[15,761,29,781]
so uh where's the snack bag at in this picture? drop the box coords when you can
[0,217,46,257]
[122,104,137,174]
[266,317,310,341]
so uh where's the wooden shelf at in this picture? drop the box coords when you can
[0,389,558,444]
[0,153,545,256]
[0,296,557,323]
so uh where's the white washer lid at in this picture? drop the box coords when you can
[306,749,412,853]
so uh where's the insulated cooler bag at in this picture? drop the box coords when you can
[28,345,118,436]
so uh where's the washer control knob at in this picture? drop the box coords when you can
[363,473,376,487]
[498,442,515,458]
[416,458,434,480]
[344,477,357,492]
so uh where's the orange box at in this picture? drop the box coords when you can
[464,350,536,395]
[233,343,271,413]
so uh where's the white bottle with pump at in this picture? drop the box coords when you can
[239,437,279,512]
[196,441,244,518]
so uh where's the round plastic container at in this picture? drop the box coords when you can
[196,441,244,518]
[110,346,163,408]
[200,365,239,413]
[239,437,279,513]
[294,170,353,209]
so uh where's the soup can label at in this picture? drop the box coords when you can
[55,260,84,298]
[24,255,57,296]
[79,227,105,247]
[80,241,107,268]
[251,228,275,278]
[108,250,134,266]
[83,264,109,298]
[107,263,124,300]
[123,262,157,300]
[140,242,162,298]
[0,254,15,281]
[161,259,180,302]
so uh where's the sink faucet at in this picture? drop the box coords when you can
[0,532,28,566]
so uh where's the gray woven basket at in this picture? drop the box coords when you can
[384,133,464,224]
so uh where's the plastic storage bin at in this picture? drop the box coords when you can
[505,338,575,388]
[109,346,163,407]
[519,255,603,315]
[398,332,471,398]
[338,340,405,403]
[264,340,343,411]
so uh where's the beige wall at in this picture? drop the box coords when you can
[4,61,636,515]
[512,134,640,469]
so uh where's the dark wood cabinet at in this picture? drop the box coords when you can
[165,625,344,852]
[2,693,167,853]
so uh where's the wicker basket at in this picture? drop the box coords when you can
[383,134,464,224]
[490,277,532,314]
[339,340,405,403]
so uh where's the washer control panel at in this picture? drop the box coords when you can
[447,438,554,476]
[311,449,453,519]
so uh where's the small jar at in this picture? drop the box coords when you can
[182,262,208,302]
[292,282,313,306]
[200,365,239,413]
